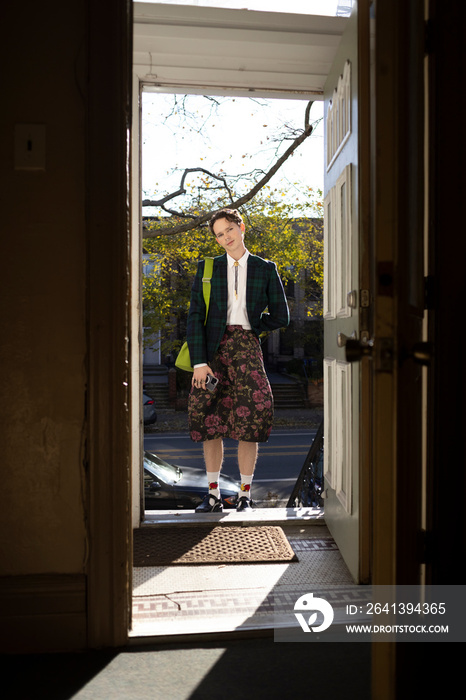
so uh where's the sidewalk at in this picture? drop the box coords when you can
[145,407,323,434]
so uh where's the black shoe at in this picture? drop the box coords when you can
[195,494,223,513]
[236,496,253,511]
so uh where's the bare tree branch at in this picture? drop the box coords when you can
[143,100,314,239]
[142,167,234,209]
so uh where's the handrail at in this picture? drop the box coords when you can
[286,419,324,508]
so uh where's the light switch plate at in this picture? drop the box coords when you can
[14,124,46,171]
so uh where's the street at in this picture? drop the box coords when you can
[144,428,317,505]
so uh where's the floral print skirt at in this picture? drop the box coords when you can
[188,325,274,443]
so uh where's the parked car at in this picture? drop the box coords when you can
[144,451,240,509]
[143,393,157,425]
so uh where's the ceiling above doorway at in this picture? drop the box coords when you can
[133,2,348,99]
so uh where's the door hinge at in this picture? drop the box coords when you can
[424,275,435,310]
[418,529,433,564]
[425,18,435,55]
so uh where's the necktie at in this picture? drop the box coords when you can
[234,261,239,300]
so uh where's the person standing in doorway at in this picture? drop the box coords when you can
[186,208,289,512]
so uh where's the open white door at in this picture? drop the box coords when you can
[322,5,368,583]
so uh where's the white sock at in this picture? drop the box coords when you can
[239,473,253,500]
[207,470,221,499]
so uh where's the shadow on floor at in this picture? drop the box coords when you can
[3,636,371,700]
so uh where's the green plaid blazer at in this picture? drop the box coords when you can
[186,252,289,366]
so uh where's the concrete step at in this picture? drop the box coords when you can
[145,381,308,410]
[144,383,170,409]
[271,385,304,394]
[274,403,307,410]
[270,382,307,409]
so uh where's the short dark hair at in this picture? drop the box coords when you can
[209,208,244,234]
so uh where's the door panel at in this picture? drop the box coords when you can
[336,166,353,320]
[323,7,361,582]
[335,359,352,512]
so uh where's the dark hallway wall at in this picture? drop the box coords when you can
[0,1,88,577]
[0,0,132,652]
[0,0,103,651]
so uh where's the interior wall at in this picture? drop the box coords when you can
[0,0,87,577]
[0,0,133,653]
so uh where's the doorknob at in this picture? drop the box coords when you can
[346,337,395,372]
[402,342,433,366]
[411,342,432,366]
[345,337,375,362]
[347,290,358,308]
[337,331,357,348]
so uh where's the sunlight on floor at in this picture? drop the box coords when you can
[130,521,360,638]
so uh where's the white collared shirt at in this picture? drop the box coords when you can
[226,249,251,329]
[193,250,251,368]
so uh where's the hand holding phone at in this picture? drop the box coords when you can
[205,374,219,392]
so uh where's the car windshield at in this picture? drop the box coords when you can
[144,452,182,483]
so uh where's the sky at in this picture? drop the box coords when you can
[142,93,324,216]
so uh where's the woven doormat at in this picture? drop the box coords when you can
[133,525,298,566]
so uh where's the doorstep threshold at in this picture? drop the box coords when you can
[141,506,324,526]
[128,626,274,646]
[129,617,285,643]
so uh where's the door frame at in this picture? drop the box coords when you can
[371,0,427,696]
[86,0,133,648]
[357,0,372,586]
[130,3,349,527]
[87,0,372,651]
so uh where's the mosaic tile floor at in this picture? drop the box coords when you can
[131,518,369,638]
